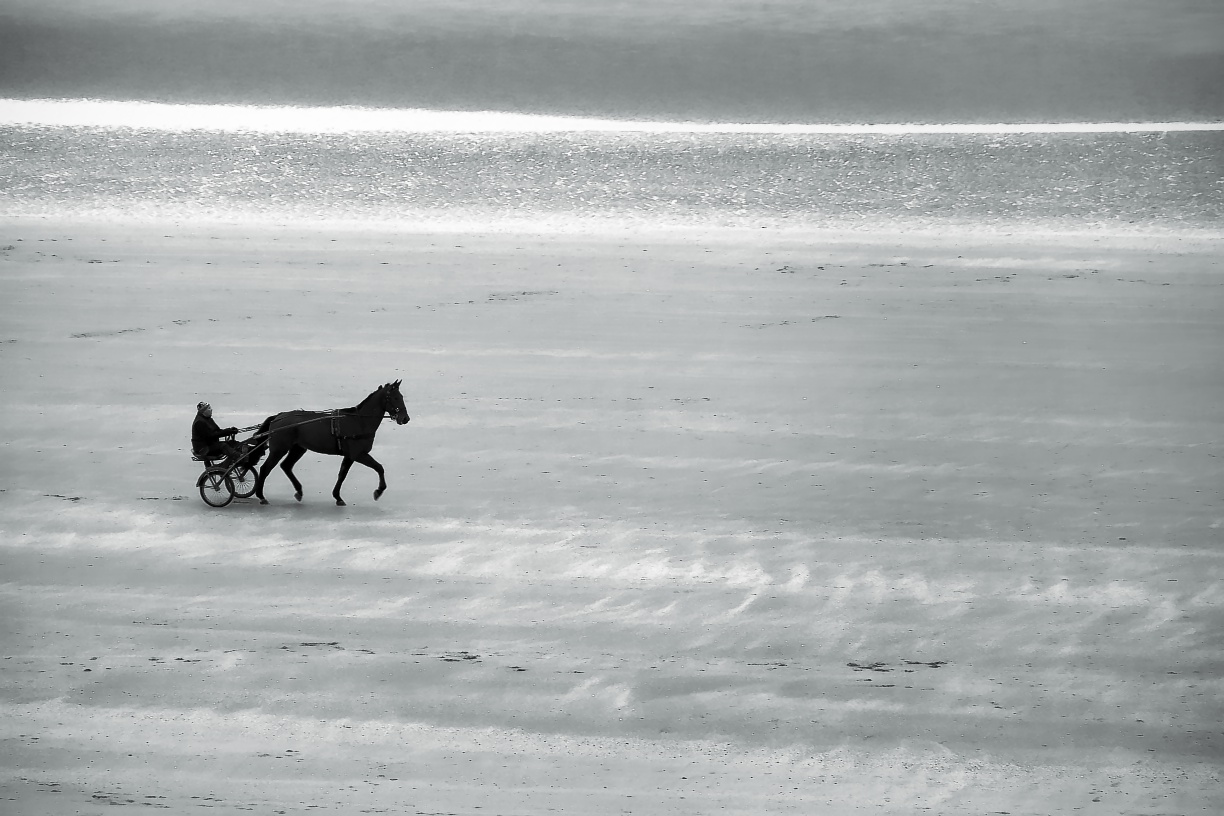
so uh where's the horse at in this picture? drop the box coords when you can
[253,380,410,506]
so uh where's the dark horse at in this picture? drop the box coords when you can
[253,380,410,506]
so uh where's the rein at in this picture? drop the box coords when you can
[235,410,400,441]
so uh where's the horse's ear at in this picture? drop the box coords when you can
[394,379,401,387]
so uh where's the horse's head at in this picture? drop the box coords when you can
[382,379,410,425]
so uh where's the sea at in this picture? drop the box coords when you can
[2,100,1222,234]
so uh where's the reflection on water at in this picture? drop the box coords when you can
[2,120,1222,231]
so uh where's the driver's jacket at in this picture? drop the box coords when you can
[192,414,230,457]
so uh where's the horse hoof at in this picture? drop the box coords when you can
[259,498,269,505]
[295,492,303,502]
[336,499,346,507]
[373,488,384,501]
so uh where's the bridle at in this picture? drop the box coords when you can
[381,386,410,423]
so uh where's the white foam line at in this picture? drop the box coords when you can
[2,98,1221,135]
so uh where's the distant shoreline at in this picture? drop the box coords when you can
[3,98,1223,136]
[2,212,1220,246]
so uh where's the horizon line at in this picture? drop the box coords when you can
[2,98,1223,135]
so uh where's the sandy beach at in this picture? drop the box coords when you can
[1,216,1222,814]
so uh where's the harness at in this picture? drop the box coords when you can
[330,412,378,455]
[221,392,403,458]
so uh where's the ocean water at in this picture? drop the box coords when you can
[4,1,1223,125]
[2,2,1223,233]
[2,114,1222,232]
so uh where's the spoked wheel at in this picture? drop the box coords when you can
[198,466,235,508]
[230,465,258,499]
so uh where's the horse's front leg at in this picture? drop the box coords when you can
[333,457,355,506]
[353,452,388,501]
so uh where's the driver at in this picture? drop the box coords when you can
[192,402,241,461]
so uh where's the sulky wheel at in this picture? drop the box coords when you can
[229,465,258,499]
[198,466,235,508]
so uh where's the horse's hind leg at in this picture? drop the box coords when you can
[333,457,355,506]
[353,452,388,501]
[255,446,287,505]
[281,445,308,502]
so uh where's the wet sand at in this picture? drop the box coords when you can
[1,217,1222,814]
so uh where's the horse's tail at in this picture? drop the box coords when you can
[257,415,275,438]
